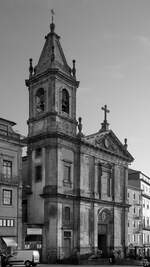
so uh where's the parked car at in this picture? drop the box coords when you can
[7,250,40,267]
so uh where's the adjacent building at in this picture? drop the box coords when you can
[128,169,150,257]
[0,118,23,253]
[22,17,134,263]
[127,182,142,256]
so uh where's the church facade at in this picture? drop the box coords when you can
[23,17,134,263]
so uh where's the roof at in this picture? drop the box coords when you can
[0,117,16,126]
[34,22,73,78]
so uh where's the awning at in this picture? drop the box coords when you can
[2,237,17,247]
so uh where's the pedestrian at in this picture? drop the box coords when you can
[1,253,6,267]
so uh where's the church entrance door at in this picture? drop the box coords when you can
[98,234,107,252]
[98,209,113,257]
[64,237,71,258]
[98,224,107,255]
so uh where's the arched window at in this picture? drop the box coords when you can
[62,89,69,114]
[64,207,70,222]
[35,88,45,113]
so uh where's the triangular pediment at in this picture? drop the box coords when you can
[84,130,134,162]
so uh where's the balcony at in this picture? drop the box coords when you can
[143,224,150,231]
[133,224,143,233]
[133,214,141,220]
[0,173,19,185]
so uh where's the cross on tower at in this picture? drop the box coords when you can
[101,104,110,131]
[51,9,55,23]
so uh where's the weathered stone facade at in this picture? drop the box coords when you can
[23,19,134,262]
[0,118,23,252]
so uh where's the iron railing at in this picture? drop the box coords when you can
[0,173,19,184]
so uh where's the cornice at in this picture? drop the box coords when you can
[26,131,132,162]
[27,111,77,125]
[40,191,129,208]
[25,68,79,88]
[26,131,79,145]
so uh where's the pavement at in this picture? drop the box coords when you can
[39,265,141,267]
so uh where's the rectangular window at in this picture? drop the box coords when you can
[10,219,14,227]
[3,219,6,226]
[63,162,72,186]
[64,231,71,238]
[3,189,12,205]
[107,173,112,197]
[98,165,102,198]
[64,165,71,182]
[35,165,42,182]
[35,148,42,158]
[3,160,12,179]
[64,207,71,223]
[22,200,27,222]
[7,219,10,227]
[0,219,14,227]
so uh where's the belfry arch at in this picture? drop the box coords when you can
[97,208,113,256]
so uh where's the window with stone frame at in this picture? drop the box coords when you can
[64,207,71,224]
[98,164,102,198]
[35,165,42,182]
[3,160,12,179]
[62,88,69,114]
[35,88,45,113]
[3,189,12,205]
[35,147,42,158]
[107,170,112,197]
[101,164,113,198]
[63,161,72,186]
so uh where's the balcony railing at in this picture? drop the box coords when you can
[143,224,150,231]
[133,214,141,220]
[133,224,143,233]
[0,173,19,184]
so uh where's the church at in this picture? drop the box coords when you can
[22,14,134,263]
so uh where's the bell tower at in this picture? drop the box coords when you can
[25,16,79,138]
[24,14,80,262]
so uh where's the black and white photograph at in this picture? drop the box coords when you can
[0,0,150,266]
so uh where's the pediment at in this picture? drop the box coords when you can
[84,130,133,162]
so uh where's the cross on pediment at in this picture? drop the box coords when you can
[101,105,110,122]
[101,104,110,131]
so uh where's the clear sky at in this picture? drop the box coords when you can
[0,0,150,174]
